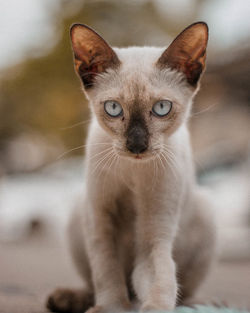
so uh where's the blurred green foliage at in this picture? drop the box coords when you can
[0,0,201,153]
[0,0,249,162]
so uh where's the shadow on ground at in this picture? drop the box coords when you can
[0,229,249,313]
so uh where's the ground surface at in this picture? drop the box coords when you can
[0,231,249,313]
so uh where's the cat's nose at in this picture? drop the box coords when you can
[126,126,148,154]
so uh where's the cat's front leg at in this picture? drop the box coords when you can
[84,203,131,313]
[132,200,179,311]
[133,243,177,311]
[137,250,177,311]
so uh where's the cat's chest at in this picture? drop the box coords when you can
[118,159,159,186]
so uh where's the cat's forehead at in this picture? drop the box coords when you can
[114,47,164,99]
[116,47,188,89]
[114,46,164,70]
[92,46,192,105]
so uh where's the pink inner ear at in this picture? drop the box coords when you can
[75,56,108,89]
[184,60,204,86]
[157,22,208,86]
[70,24,120,88]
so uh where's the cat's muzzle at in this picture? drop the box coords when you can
[126,126,148,154]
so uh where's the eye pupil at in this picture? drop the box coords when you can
[152,100,172,117]
[104,100,123,117]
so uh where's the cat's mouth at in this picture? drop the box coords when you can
[114,146,157,161]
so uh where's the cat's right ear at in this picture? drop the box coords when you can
[70,24,120,89]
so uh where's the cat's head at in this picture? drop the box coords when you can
[70,22,208,160]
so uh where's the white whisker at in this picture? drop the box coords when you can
[56,142,112,160]
[60,119,91,130]
[191,102,217,118]
[91,149,114,176]
[159,150,178,181]
[88,147,113,161]
[161,146,179,172]
[101,151,118,201]
[56,145,86,160]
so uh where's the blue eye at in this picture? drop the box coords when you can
[152,100,172,117]
[104,100,123,117]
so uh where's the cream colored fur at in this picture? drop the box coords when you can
[47,31,216,313]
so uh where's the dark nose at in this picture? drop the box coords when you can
[126,126,148,154]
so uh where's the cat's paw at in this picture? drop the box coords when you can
[46,288,93,313]
[85,305,103,313]
[85,302,132,313]
[140,302,175,312]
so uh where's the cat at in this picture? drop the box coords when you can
[47,22,216,313]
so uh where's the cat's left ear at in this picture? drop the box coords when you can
[156,22,208,87]
[70,24,120,89]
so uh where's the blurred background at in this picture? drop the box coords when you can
[0,0,249,312]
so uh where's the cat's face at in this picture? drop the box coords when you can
[70,23,208,160]
[86,53,194,160]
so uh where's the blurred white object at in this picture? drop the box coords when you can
[0,157,84,242]
[0,132,64,174]
[0,156,249,261]
[201,162,250,260]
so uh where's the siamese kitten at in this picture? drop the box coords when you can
[47,22,215,313]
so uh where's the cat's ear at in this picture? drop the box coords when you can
[70,24,120,89]
[157,22,208,86]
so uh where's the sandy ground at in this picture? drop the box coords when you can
[0,230,249,313]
